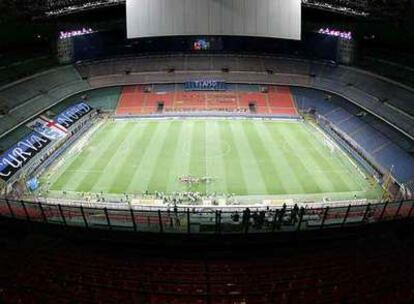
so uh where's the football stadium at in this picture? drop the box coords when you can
[41,87,383,202]
[0,0,414,303]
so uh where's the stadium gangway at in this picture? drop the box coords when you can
[0,197,413,234]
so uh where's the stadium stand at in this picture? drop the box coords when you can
[47,86,122,114]
[115,85,146,115]
[205,92,238,111]
[0,126,32,153]
[268,87,298,115]
[174,92,207,111]
[292,87,414,185]
[0,65,89,137]
[0,56,57,87]
[238,92,269,113]
[363,117,414,155]
[146,92,175,112]
[75,55,414,138]
[0,66,81,110]
[114,84,298,116]
[0,228,413,304]
[291,87,414,153]
[357,55,414,88]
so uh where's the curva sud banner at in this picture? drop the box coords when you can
[0,132,52,182]
[0,102,93,183]
[54,102,92,129]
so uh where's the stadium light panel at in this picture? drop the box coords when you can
[126,0,301,40]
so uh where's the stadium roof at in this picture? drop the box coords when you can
[13,0,411,19]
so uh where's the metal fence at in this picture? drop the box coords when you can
[0,198,413,234]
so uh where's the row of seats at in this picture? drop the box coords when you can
[0,66,83,111]
[115,85,298,116]
[293,87,414,154]
[1,54,413,140]
[76,54,414,138]
[0,87,121,153]
[0,65,89,138]
[75,55,312,78]
[292,87,414,185]
[1,230,413,304]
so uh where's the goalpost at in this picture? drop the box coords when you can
[323,138,336,153]
[306,119,367,180]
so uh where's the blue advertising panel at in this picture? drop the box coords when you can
[26,177,40,191]
[184,80,227,91]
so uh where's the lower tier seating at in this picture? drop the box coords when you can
[115,85,299,116]
[292,87,414,186]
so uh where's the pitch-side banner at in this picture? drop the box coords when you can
[55,102,93,129]
[127,0,301,40]
[0,132,52,182]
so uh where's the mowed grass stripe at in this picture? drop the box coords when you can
[166,121,194,193]
[286,125,344,192]
[50,123,111,189]
[91,122,146,193]
[230,121,268,195]
[256,121,305,194]
[146,121,182,192]
[295,125,352,192]
[52,122,121,190]
[74,122,132,192]
[127,121,173,193]
[281,123,335,193]
[189,121,207,193]
[305,124,364,191]
[110,122,158,193]
[266,123,323,193]
[335,155,365,190]
[205,121,228,194]
[46,119,376,198]
[219,121,248,195]
[242,121,285,194]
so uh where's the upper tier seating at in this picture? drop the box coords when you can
[0,66,83,110]
[0,65,89,137]
[0,126,32,153]
[1,54,414,142]
[48,86,122,115]
[76,55,414,138]
[292,87,414,184]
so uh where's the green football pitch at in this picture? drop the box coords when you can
[41,119,382,201]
